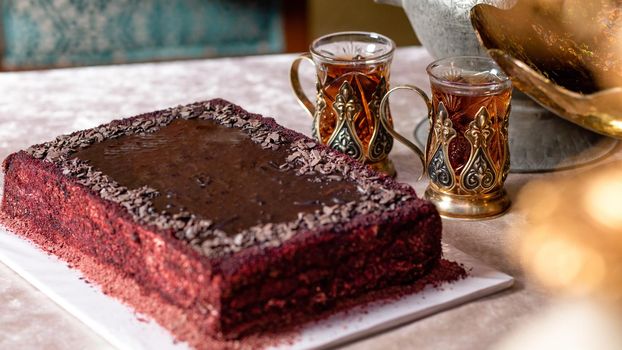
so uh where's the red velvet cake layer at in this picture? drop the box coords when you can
[1,99,463,348]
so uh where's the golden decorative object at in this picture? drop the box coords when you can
[290,32,397,177]
[380,56,513,219]
[471,0,622,139]
[515,161,622,304]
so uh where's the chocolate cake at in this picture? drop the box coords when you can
[1,99,464,349]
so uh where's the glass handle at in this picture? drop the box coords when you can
[290,53,316,117]
[379,85,432,180]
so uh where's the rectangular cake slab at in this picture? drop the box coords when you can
[2,100,450,341]
[0,225,513,350]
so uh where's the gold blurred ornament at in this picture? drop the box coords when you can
[515,161,622,304]
[471,0,622,139]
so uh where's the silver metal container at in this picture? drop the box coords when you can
[375,0,515,58]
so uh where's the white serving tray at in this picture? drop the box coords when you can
[0,226,513,350]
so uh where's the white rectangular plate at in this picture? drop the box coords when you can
[0,226,513,350]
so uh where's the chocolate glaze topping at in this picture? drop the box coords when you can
[25,101,415,257]
[73,119,359,234]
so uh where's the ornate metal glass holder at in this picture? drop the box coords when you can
[380,56,513,219]
[290,32,397,177]
[414,92,619,173]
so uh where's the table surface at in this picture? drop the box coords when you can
[0,46,620,350]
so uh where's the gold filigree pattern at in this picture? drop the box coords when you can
[428,102,457,190]
[332,81,362,123]
[312,81,326,141]
[328,81,364,161]
[460,107,498,193]
[368,77,393,162]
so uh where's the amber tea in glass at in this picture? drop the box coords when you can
[379,56,513,219]
[429,70,512,180]
[291,32,397,176]
[315,60,391,144]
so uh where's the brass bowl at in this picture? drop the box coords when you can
[471,0,622,139]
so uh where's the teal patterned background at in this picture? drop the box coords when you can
[1,0,284,69]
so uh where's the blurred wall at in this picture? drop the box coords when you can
[308,0,419,47]
[0,0,420,70]
[1,0,285,70]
